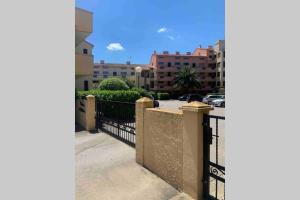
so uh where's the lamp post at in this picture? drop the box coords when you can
[135,66,142,88]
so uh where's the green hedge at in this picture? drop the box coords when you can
[157,92,170,100]
[77,89,141,102]
[98,78,129,90]
[130,87,154,99]
[77,89,141,118]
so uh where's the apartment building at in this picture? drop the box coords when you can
[75,7,94,91]
[147,47,217,94]
[135,66,156,90]
[214,40,225,89]
[92,60,148,88]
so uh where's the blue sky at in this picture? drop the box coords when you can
[76,0,224,64]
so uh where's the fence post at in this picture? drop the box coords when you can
[85,95,96,131]
[180,102,213,200]
[135,97,154,165]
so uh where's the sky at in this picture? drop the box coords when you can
[76,0,224,64]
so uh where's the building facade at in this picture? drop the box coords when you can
[146,47,217,94]
[75,7,94,91]
[214,40,225,90]
[92,61,148,88]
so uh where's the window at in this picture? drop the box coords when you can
[113,72,117,76]
[93,75,97,78]
[223,62,225,68]
[150,72,154,78]
[160,76,164,79]
[83,48,88,54]
[175,57,180,60]
[103,71,109,75]
[121,72,127,77]
[167,72,171,77]
[103,75,108,78]
[168,62,171,67]
[131,72,135,76]
[217,72,220,77]
[192,63,196,68]
[175,62,180,65]
[184,63,189,66]
[94,71,99,74]
[84,80,89,91]
[167,81,171,86]
[160,86,164,89]
[223,81,225,86]
[184,57,188,60]
[158,62,164,65]
[150,81,154,88]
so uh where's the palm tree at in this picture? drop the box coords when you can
[173,66,201,93]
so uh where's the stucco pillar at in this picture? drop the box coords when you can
[135,97,154,165]
[180,102,213,200]
[85,95,96,131]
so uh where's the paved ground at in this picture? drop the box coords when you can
[76,130,193,200]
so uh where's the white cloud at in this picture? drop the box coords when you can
[107,43,124,51]
[167,35,175,40]
[157,27,167,33]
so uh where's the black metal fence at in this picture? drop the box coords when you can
[96,100,136,147]
[203,114,225,200]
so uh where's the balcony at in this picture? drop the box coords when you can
[75,53,93,76]
[75,8,93,46]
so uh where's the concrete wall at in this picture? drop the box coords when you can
[144,108,183,190]
[136,98,213,199]
[75,95,95,131]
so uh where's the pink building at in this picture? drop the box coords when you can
[148,47,217,94]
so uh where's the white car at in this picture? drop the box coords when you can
[202,95,225,105]
[212,98,225,107]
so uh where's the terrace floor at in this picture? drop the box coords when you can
[76,130,192,200]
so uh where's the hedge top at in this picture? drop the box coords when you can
[98,77,129,90]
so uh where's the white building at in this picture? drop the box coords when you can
[214,40,225,89]
[92,60,148,88]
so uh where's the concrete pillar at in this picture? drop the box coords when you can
[85,95,96,131]
[180,102,213,200]
[135,97,154,165]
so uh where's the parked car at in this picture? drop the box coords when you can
[202,95,225,105]
[149,95,159,107]
[178,94,189,101]
[186,94,203,103]
[212,97,225,107]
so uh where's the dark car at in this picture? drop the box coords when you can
[149,95,159,107]
[178,94,189,101]
[186,94,203,103]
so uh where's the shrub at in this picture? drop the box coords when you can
[131,87,154,99]
[77,89,141,102]
[77,89,141,118]
[122,78,135,89]
[98,78,129,90]
[148,91,157,100]
[157,92,170,100]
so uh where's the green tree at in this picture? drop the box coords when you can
[98,77,129,90]
[173,66,201,93]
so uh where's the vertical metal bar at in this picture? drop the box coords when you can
[203,114,210,198]
[216,118,219,199]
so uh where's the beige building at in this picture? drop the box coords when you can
[75,7,94,91]
[135,66,156,90]
[214,40,225,89]
[92,61,148,88]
